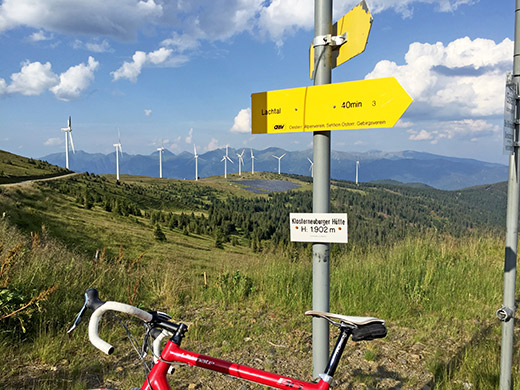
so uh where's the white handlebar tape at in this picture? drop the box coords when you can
[89,301,154,355]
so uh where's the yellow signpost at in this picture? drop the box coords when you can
[251,77,412,134]
[250,0,412,378]
[309,0,372,79]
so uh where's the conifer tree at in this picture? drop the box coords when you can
[154,224,166,241]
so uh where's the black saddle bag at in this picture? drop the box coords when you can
[351,323,387,341]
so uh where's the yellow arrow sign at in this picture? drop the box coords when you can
[310,0,372,79]
[251,77,412,134]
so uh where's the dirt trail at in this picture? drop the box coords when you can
[0,172,81,187]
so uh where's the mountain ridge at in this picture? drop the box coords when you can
[38,148,507,190]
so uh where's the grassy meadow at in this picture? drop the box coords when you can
[0,150,70,184]
[0,156,517,389]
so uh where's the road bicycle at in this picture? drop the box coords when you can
[68,288,387,390]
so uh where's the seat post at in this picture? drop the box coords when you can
[322,326,352,379]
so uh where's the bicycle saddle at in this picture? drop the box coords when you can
[305,311,387,341]
[305,311,384,326]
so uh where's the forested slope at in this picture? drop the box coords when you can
[0,170,507,260]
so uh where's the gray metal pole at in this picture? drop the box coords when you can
[499,2,520,388]
[312,0,332,379]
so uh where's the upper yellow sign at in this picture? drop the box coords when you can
[309,0,373,79]
[251,77,412,134]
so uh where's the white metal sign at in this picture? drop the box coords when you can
[504,75,516,154]
[290,213,348,243]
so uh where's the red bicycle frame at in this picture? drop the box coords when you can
[71,289,385,390]
[140,340,330,390]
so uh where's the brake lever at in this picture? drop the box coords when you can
[68,289,106,334]
[67,291,89,334]
[151,311,172,322]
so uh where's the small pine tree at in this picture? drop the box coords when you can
[154,224,166,241]
[84,189,94,209]
[214,230,224,249]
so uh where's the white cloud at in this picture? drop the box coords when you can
[112,51,147,82]
[167,135,183,152]
[0,0,478,51]
[258,0,313,46]
[160,0,262,47]
[0,78,7,96]
[407,119,499,144]
[185,128,193,144]
[161,32,201,53]
[0,0,163,40]
[395,120,414,129]
[86,40,111,53]
[144,109,152,116]
[206,138,220,152]
[230,108,251,133]
[408,129,434,141]
[28,30,52,42]
[147,47,173,64]
[111,47,187,82]
[256,0,476,46]
[365,37,513,118]
[6,60,58,95]
[363,0,476,18]
[50,56,99,101]
[2,57,98,100]
[73,39,112,53]
[44,137,62,146]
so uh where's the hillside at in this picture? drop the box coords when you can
[0,154,512,389]
[0,168,507,261]
[0,150,70,184]
[39,148,508,190]
[0,152,508,271]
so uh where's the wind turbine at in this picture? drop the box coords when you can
[61,116,75,169]
[157,143,165,178]
[356,160,360,185]
[221,145,233,179]
[272,153,286,175]
[194,144,199,181]
[237,149,245,176]
[250,149,255,174]
[113,131,123,181]
[307,157,314,178]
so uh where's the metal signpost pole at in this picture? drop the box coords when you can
[500,2,520,388]
[312,0,332,378]
[252,0,409,380]
[499,2,520,388]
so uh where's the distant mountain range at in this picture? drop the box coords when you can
[39,148,508,190]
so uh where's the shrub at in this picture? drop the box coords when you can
[154,224,166,241]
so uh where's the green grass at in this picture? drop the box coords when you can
[0,150,70,183]
[0,167,517,389]
[0,213,514,389]
[433,325,514,390]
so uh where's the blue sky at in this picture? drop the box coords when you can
[0,0,514,164]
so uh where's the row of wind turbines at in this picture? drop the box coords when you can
[60,117,360,183]
[220,146,292,179]
[219,146,261,179]
[60,116,125,180]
